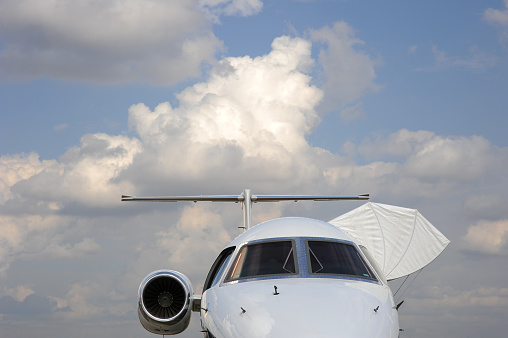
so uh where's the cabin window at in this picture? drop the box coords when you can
[225,240,297,281]
[307,240,376,280]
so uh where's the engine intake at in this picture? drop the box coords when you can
[138,270,193,335]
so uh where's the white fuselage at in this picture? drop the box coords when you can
[200,217,399,338]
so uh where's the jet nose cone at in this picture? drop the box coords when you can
[202,279,399,338]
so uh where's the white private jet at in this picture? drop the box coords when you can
[122,189,449,337]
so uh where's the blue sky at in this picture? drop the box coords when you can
[1,1,508,337]
[3,0,507,159]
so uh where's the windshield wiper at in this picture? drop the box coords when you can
[282,248,295,273]
[309,248,324,273]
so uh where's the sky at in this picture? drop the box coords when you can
[1,0,508,337]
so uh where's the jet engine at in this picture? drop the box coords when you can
[138,270,194,335]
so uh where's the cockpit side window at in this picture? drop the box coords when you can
[307,240,376,280]
[203,247,235,291]
[359,245,387,284]
[225,240,297,281]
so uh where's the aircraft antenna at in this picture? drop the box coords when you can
[394,267,424,304]
[392,274,410,297]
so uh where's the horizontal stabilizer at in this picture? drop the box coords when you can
[121,195,242,202]
[253,194,369,202]
[122,189,369,230]
[121,193,369,203]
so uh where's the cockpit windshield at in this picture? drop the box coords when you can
[225,240,297,281]
[307,240,376,280]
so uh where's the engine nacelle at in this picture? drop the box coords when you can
[138,270,193,335]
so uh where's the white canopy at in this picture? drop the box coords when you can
[329,202,450,281]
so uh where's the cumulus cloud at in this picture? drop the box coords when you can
[1,26,508,338]
[3,36,506,281]
[484,0,508,26]
[358,130,506,182]
[0,152,57,204]
[124,35,329,193]
[0,134,141,275]
[461,220,508,255]
[62,281,105,319]
[484,0,508,47]
[402,135,500,181]
[156,204,233,285]
[0,35,331,286]
[0,214,96,274]
[358,129,435,159]
[310,21,380,117]
[4,285,35,302]
[0,0,222,84]
[39,237,100,259]
[9,133,142,210]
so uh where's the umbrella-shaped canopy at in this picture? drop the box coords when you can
[329,202,450,281]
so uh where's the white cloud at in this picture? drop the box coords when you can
[483,0,508,47]
[200,0,263,19]
[11,133,142,209]
[0,153,57,204]
[310,21,380,116]
[402,134,500,181]
[358,129,435,159]
[358,130,505,182]
[0,214,71,274]
[462,220,508,255]
[4,285,35,302]
[2,36,506,283]
[60,281,105,319]
[0,35,329,281]
[0,0,222,84]
[1,27,508,338]
[156,204,233,286]
[40,237,100,259]
[124,35,328,191]
[53,124,68,131]
[418,45,497,72]
[0,134,142,275]
[484,0,508,26]
[339,102,365,122]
